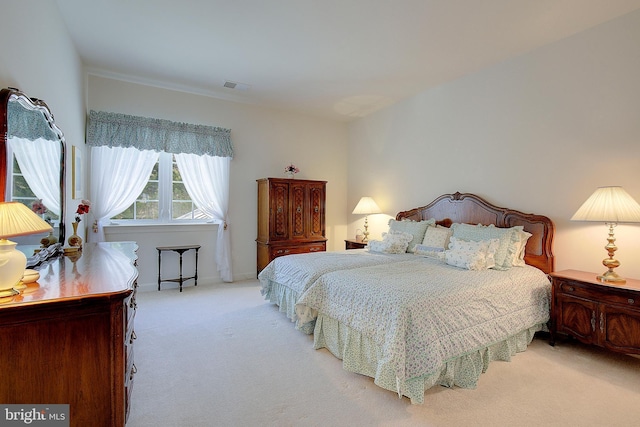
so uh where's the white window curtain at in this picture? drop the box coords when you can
[174,153,232,282]
[9,137,61,215]
[88,146,159,242]
[86,110,234,281]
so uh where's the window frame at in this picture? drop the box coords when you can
[109,151,206,224]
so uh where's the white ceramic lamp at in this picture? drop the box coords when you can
[0,202,52,296]
[352,196,381,243]
[571,186,640,283]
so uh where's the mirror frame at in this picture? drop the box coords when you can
[0,87,66,247]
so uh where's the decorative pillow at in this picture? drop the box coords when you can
[414,244,446,261]
[368,230,414,254]
[450,223,521,270]
[388,218,436,253]
[446,237,500,270]
[512,229,532,267]
[421,225,453,249]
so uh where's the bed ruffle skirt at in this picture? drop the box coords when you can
[263,280,315,334]
[313,314,545,404]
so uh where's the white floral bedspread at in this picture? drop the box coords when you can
[259,249,412,297]
[295,257,550,389]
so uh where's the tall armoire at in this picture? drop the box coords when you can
[256,178,327,275]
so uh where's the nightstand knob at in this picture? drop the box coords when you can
[629,298,635,305]
[567,286,574,292]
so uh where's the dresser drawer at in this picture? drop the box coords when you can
[270,242,326,259]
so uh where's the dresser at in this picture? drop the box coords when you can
[256,178,327,274]
[0,242,139,427]
[550,269,640,355]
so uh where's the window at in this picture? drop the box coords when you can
[112,152,200,222]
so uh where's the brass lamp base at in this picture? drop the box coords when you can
[596,223,626,283]
[361,216,370,242]
[597,270,626,283]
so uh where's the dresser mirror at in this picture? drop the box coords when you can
[1,87,66,265]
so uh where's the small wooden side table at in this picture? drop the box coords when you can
[345,239,367,250]
[157,245,201,292]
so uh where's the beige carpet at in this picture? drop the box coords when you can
[127,280,640,427]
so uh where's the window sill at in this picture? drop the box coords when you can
[103,222,218,234]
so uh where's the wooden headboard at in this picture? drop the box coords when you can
[396,192,555,274]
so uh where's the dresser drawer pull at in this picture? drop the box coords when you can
[629,299,635,305]
[591,311,596,332]
[567,286,574,292]
[310,247,320,252]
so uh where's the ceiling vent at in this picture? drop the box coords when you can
[223,80,251,91]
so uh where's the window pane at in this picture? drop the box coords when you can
[173,201,195,219]
[172,182,189,201]
[113,205,134,220]
[142,181,159,200]
[136,200,159,219]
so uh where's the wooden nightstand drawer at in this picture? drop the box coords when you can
[345,239,367,250]
[556,278,639,307]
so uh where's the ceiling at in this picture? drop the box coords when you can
[55,0,640,122]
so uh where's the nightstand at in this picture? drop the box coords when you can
[345,239,367,250]
[550,269,640,355]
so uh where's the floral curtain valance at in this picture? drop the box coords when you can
[86,110,233,158]
[8,100,59,141]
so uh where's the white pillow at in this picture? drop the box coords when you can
[421,226,453,249]
[512,229,532,267]
[388,218,436,253]
[446,237,500,270]
[450,223,521,270]
[368,230,414,254]
[414,244,445,261]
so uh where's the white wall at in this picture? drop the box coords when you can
[88,76,349,288]
[348,10,640,279]
[0,0,85,232]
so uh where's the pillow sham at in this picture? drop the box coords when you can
[444,238,493,271]
[450,223,522,270]
[446,236,500,270]
[388,218,436,253]
[512,229,532,267]
[421,225,453,249]
[368,230,414,254]
[414,244,445,261]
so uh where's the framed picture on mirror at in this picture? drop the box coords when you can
[72,146,83,199]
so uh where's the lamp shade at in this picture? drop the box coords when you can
[0,201,53,238]
[352,197,381,215]
[571,186,640,223]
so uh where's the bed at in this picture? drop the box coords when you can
[259,247,415,332]
[261,192,555,403]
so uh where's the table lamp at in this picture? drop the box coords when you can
[0,201,53,296]
[571,186,640,283]
[352,196,381,242]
